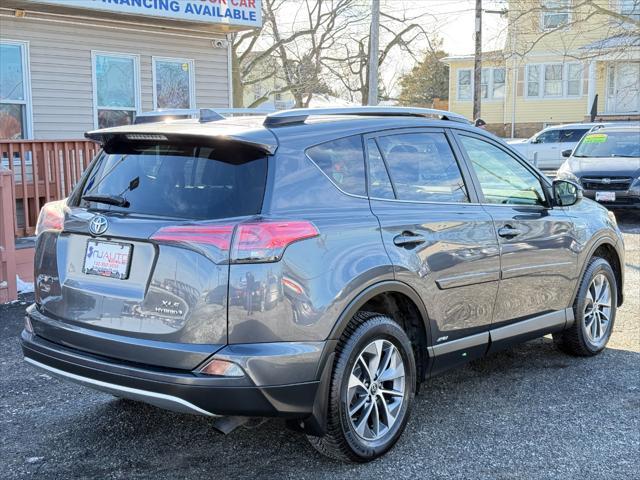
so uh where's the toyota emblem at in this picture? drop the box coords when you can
[89,215,108,236]
[602,178,611,184]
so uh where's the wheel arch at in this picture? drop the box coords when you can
[575,236,624,307]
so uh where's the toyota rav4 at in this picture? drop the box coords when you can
[22,107,625,462]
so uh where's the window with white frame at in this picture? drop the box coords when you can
[153,58,195,110]
[480,67,506,100]
[457,69,472,100]
[0,41,31,139]
[527,65,541,97]
[619,0,640,21]
[541,0,571,30]
[93,52,140,129]
[526,63,582,98]
[544,64,563,96]
[566,63,582,96]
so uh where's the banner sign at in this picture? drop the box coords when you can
[28,0,262,28]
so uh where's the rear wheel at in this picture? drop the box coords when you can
[307,313,416,462]
[554,257,617,356]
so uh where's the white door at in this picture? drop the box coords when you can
[609,63,640,113]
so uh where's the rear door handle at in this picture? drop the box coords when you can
[497,225,523,238]
[393,232,426,247]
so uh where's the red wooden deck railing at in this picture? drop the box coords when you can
[0,140,99,237]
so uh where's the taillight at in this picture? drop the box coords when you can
[35,200,66,235]
[232,221,319,263]
[150,220,318,263]
[150,225,234,250]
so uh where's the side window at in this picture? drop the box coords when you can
[376,132,469,203]
[459,135,547,206]
[306,135,366,196]
[366,139,395,199]
[535,129,560,143]
[559,129,588,143]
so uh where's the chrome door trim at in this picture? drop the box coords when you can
[429,332,489,357]
[489,309,569,342]
[436,270,501,289]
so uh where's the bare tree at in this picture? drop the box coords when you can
[321,3,435,105]
[231,0,368,108]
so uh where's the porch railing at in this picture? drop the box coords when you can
[0,140,99,237]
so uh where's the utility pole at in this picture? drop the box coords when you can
[473,0,482,121]
[368,0,380,106]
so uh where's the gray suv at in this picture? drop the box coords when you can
[22,107,625,462]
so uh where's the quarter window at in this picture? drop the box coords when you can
[306,135,366,196]
[375,132,469,203]
[459,135,546,206]
[0,41,30,139]
[153,58,194,109]
[366,139,395,199]
[93,53,140,129]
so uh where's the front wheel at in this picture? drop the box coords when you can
[307,313,416,462]
[554,257,617,356]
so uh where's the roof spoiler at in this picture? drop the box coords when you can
[263,107,471,127]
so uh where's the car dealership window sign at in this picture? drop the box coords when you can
[28,0,262,27]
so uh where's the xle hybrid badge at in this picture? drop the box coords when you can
[89,215,108,236]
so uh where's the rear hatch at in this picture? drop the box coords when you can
[33,136,269,370]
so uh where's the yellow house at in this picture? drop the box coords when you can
[442,0,640,137]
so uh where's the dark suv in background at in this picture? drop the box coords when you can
[23,107,624,462]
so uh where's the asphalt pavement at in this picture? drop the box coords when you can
[1,212,638,479]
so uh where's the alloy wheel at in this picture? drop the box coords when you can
[583,273,612,347]
[347,339,406,442]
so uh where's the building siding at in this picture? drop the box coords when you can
[1,14,229,139]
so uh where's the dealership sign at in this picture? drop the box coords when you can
[28,0,262,28]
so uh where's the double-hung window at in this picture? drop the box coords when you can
[0,40,31,139]
[93,52,140,129]
[541,0,571,30]
[153,57,195,109]
[457,69,472,101]
[544,64,563,96]
[526,63,582,98]
[459,67,505,101]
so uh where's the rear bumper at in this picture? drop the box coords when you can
[21,326,328,418]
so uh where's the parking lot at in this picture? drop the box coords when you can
[1,212,638,480]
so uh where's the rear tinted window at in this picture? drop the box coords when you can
[306,135,366,196]
[559,129,589,142]
[76,143,267,220]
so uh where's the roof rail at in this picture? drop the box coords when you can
[263,107,471,127]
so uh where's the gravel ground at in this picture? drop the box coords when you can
[1,213,638,479]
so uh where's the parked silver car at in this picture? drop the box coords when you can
[557,125,640,210]
[508,122,616,170]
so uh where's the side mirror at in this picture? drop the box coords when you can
[553,179,583,207]
[531,137,540,144]
[562,149,572,158]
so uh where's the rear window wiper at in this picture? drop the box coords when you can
[82,194,130,208]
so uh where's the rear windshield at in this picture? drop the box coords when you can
[74,143,267,219]
[573,131,640,158]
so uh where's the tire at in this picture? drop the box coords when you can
[307,312,416,462]
[554,256,617,356]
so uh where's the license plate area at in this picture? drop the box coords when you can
[83,240,132,280]
[595,191,616,202]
